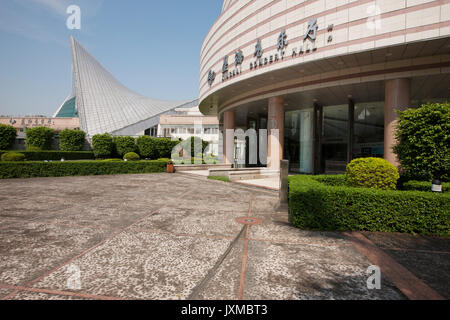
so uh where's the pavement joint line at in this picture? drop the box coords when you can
[187,225,247,300]
[131,227,236,241]
[247,237,352,247]
[344,231,445,300]
[34,219,117,232]
[0,283,124,300]
[1,189,193,301]
[237,193,254,300]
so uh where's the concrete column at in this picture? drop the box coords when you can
[267,96,285,170]
[223,110,235,165]
[385,78,411,167]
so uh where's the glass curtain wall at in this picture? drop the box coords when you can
[353,102,384,158]
[285,109,314,173]
[321,104,348,173]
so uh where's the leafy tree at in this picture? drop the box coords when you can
[92,134,114,158]
[59,129,86,151]
[394,102,449,181]
[0,124,17,150]
[26,127,55,150]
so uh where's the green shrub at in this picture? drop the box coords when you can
[113,136,136,157]
[289,175,450,236]
[26,127,55,150]
[124,152,140,161]
[136,136,157,159]
[157,158,171,163]
[0,124,17,150]
[92,134,114,158]
[26,146,41,152]
[0,160,167,179]
[394,102,449,181]
[1,152,25,162]
[59,129,86,151]
[155,138,180,159]
[0,150,94,161]
[102,159,123,162]
[346,157,399,190]
[401,180,449,193]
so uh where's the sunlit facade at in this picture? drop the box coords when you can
[200,0,450,173]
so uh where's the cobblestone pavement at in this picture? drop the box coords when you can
[0,173,447,300]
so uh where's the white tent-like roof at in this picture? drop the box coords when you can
[57,36,197,136]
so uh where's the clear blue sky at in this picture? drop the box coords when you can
[0,0,222,116]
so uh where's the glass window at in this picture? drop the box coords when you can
[321,104,348,173]
[353,102,384,159]
[284,109,314,174]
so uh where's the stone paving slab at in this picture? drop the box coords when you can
[0,221,111,286]
[195,238,245,300]
[243,240,405,300]
[131,207,244,238]
[31,231,232,300]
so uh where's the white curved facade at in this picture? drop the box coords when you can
[63,36,196,137]
[199,0,450,172]
[200,0,450,114]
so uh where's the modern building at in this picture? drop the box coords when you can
[158,106,220,155]
[55,36,198,137]
[199,0,450,173]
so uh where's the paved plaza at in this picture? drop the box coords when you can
[0,173,448,300]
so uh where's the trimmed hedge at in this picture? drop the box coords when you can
[26,127,55,150]
[0,124,17,150]
[401,180,449,193]
[59,129,86,151]
[155,138,180,159]
[92,134,114,158]
[0,150,94,161]
[1,152,25,162]
[136,136,157,159]
[113,136,136,157]
[289,175,450,236]
[0,160,167,179]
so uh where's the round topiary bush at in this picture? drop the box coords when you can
[123,152,140,161]
[346,157,399,190]
[1,152,25,162]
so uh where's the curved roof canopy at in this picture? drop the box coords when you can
[57,36,195,136]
